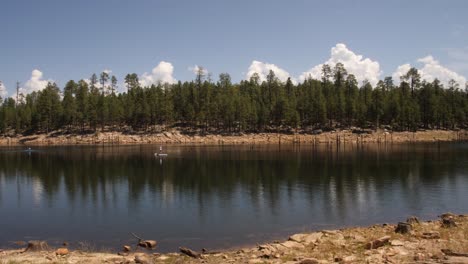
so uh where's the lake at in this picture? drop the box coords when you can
[0,143,467,252]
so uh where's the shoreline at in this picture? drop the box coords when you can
[0,129,467,146]
[1,213,467,264]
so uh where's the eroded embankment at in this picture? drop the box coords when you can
[0,129,467,146]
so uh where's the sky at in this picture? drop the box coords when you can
[1,0,467,97]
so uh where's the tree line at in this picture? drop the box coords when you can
[1,63,467,135]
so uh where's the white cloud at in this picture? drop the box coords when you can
[188,65,209,76]
[140,61,177,86]
[246,60,296,84]
[19,69,52,95]
[300,43,381,86]
[391,63,412,83]
[0,82,7,99]
[392,55,466,87]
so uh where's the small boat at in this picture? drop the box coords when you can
[154,146,168,157]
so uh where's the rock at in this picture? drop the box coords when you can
[395,222,412,234]
[135,254,150,264]
[138,240,157,248]
[406,216,420,224]
[299,258,319,264]
[289,232,323,245]
[390,240,404,246]
[342,255,357,263]
[442,216,457,228]
[117,251,129,256]
[280,240,305,249]
[422,231,440,239]
[444,256,468,263]
[55,248,69,256]
[322,230,339,235]
[414,253,425,261]
[289,233,306,243]
[350,234,366,242]
[365,236,390,250]
[157,255,169,260]
[123,245,131,252]
[393,247,409,256]
[25,241,49,251]
[248,259,264,264]
[303,232,323,244]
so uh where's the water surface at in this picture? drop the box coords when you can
[0,143,467,252]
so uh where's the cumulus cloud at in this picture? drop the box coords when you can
[0,82,7,99]
[140,61,177,86]
[391,63,412,84]
[299,43,381,86]
[392,55,466,87]
[19,69,52,95]
[246,60,296,84]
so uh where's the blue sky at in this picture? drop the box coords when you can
[1,0,467,96]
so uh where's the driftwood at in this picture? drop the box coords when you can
[23,240,49,252]
[395,222,412,234]
[131,232,157,249]
[179,247,202,258]
[442,249,468,257]
[365,236,390,249]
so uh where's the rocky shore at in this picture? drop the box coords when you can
[1,214,467,264]
[0,129,467,146]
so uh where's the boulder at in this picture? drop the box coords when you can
[55,248,69,256]
[442,216,457,228]
[395,222,412,234]
[289,232,323,244]
[303,232,323,244]
[280,240,305,249]
[390,240,404,246]
[138,240,157,248]
[289,234,306,243]
[25,240,49,251]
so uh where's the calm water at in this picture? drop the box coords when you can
[0,143,467,252]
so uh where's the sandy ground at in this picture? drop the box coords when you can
[1,214,467,264]
[0,129,467,146]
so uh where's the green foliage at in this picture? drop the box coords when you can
[1,65,468,135]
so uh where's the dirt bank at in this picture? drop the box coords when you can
[0,129,467,146]
[1,214,467,264]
